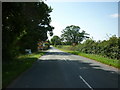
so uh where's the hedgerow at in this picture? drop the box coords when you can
[55,35,119,60]
[73,35,119,60]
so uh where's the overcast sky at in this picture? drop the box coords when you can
[45,1,118,41]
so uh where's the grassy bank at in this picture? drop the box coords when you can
[55,46,120,69]
[3,51,46,88]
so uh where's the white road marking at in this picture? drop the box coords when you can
[63,58,66,61]
[63,58,69,64]
[79,75,93,90]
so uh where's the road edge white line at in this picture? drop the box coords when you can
[63,58,66,61]
[63,58,69,64]
[79,75,93,90]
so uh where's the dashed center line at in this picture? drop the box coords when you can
[79,75,93,90]
[63,57,93,89]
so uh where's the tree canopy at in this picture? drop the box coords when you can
[51,35,61,46]
[2,2,54,61]
[61,25,89,45]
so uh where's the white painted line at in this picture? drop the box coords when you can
[63,58,66,61]
[79,75,93,90]
[63,58,69,64]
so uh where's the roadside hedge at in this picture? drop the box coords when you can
[72,35,120,60]
[56,35,119,60]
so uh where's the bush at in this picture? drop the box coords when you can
[59,36,120,60]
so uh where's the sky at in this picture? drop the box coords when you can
[45,1,118,41]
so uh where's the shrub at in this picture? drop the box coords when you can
[63,36,120,60]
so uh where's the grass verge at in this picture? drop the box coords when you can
[55,47,120,69]
[2,51,46,88]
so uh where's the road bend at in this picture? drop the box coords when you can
[7,46,119,88]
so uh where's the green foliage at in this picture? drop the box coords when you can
[61,25,89,45]
[43,41,50,50]
[65,35,119,60]
[2,2,54,61]
[56,45,120,68]
[51,35,61,46]
[56,45,63,48]
[3,51,46,88]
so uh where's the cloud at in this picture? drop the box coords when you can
[110,13,120,18]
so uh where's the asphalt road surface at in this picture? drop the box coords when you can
[7,46,119,89]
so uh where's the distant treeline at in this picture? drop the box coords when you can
[57,35,120,60]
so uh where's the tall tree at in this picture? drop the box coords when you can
[18,2,54,52]
[51,35,61,46]
[61,25,89,45]
[2,2,54,61]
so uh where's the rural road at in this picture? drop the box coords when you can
[7,46,119,88]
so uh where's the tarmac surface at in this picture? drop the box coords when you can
[7,46,119,88]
